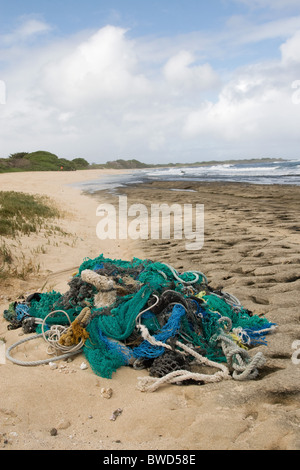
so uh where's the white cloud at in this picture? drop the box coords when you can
[1,19,300,163]
[280,30,300,63]
[239,16,300,44]
[182,43,300,159]
[0,16,52,46]
[17,18,51,37]
[163,50,220,93]
[40,25,151,108]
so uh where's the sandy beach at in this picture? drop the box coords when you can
[0,170,300,451]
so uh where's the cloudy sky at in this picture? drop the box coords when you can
[1,0,300,164]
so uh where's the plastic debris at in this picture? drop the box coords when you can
[3,254,277,392]
[110,408,123,421]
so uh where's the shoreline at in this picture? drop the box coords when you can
[0,171,300,450]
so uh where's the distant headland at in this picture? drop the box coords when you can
[0,150,286,173]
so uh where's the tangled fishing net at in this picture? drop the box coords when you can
[3,254,277,392]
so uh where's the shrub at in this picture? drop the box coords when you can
[72,157,89,169]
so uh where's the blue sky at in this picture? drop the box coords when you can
[1,1,240,37]
[1,0,300,163]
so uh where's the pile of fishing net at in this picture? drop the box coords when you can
[3,254,277,392]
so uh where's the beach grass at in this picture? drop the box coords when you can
[0,191,61,281]
[0,191,60,237]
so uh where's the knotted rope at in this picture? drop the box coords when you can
[135,312,266,391]
[135,307,231,392]
[218,332,266,381]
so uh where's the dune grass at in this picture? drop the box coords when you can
[0,191,61,281]
[0,191,60,237]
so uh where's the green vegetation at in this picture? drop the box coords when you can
[96,157,284,169]
[0,191,60,237]
[0,151,90,173]
[0,150,285,173]
[0,191,62,281]
[101,158,149,169]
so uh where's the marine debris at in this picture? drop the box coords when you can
[3,254,277,391]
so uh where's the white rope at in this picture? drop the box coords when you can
[232,324,277,347]
[135,309,269,391]
[251,325,277,335]
[137,368,227,392]
[218,332,266,381]
[135,320,231,392]
[6,333,81,366]
[232,327,251,346]
[6,310,84,367]
[135,295,160,326]
[161,263,208,285]
[210,291,242,310]
[41,310,84,355]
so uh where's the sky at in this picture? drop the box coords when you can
[1,0,300,164]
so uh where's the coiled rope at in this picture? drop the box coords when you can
[6,310,84,366]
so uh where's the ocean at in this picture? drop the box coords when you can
[74,159,300,193]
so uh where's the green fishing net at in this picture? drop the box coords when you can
[3,253,276,379]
